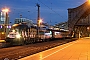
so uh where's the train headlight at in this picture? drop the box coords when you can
[7,35,9,37]
[16,34,21,38]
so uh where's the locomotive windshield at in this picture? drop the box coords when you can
[9,24,28,33]
[12,24,28,30]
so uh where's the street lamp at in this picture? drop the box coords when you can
[2,8,9,13]
[2,7,10,36]
[38,19,43,27]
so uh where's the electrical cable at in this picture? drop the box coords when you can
[38,0,66,20]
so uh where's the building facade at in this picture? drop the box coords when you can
[0,12,10,39]
[0,12,6,24]
[14,18,34,27]
[54,22,68,31]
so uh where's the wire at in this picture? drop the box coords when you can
[38,0,66,20]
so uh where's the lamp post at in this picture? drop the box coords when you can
[2,8,9,36]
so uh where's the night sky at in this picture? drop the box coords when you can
[0,0,86,25]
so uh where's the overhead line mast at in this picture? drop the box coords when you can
[36,3,40,27]
[36,3,40,40]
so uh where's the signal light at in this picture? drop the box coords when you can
[7,25,11,28]
[0,25,2,28]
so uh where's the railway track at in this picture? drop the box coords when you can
[0,38,77,60]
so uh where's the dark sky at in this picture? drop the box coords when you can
[0,0,86,25]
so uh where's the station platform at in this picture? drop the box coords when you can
[19,37,90,60]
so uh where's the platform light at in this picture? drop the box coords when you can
[2,8,9,13]
[39,19,42,23]
[38,19,43,24]
[38,19,43,27]
[88,0,90,4]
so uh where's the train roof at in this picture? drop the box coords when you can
[12,24,28,28]
[47,29,69,32]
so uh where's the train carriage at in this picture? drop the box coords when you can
[5,23,71,45]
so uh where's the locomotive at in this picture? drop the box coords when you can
[5,23,71,45]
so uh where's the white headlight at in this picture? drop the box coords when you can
[7,35,9,37]
[16,34,21,38]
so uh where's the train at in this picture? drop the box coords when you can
[5,23,71,45]
[0,32,5,40]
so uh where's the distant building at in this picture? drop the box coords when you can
[14,18,34,27]
[0,12,10,38]
[0,12,10,28]
[0,12,5,32]
[0,12,6,24]
[54,22,68,31]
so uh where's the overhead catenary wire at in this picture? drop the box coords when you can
[38,0,66,20]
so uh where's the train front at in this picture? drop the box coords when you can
[5,29,24,45]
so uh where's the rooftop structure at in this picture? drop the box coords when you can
[14,18,34,27]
